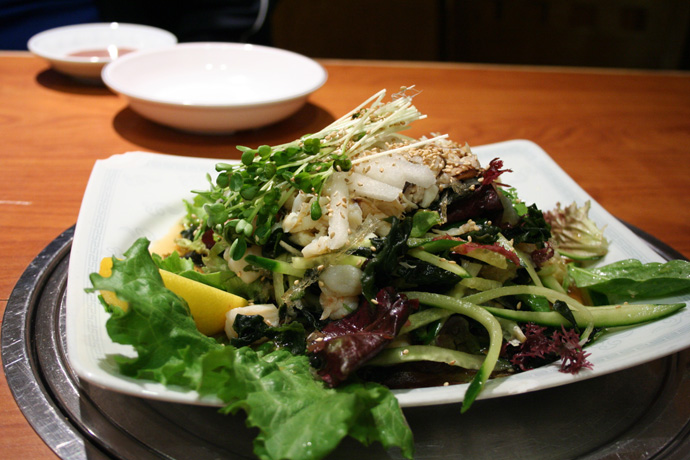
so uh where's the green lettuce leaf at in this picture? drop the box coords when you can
[153,250,196,273]
[569,259,690,303]
[87,237,414,460]
[201,346,413,460]
[88,238,221,385]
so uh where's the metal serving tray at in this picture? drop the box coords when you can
[3,225,690,459]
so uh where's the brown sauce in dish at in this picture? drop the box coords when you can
[67,47,136,59]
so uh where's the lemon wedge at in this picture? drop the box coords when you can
[98,257,247,336]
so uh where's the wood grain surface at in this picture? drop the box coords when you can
[1,52,689,459]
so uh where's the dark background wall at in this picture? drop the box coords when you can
[271,0,690,70]
[3,0,689,70]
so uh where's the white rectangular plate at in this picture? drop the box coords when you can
[65,140,690,408]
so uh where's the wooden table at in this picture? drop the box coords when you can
[1,51,689,458]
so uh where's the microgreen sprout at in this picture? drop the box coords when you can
[197,87,437,258]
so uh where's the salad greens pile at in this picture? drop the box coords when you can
[91,239,414,460]
[88,88,690,460]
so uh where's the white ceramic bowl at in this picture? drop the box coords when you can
[100,42,328,134]
[28,23,177,80]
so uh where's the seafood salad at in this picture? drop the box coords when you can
[89,88,690,460]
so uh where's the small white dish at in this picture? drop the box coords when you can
[100,42,328,134]
[28,22,177,81]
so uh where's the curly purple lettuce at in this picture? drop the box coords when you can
[307,287,418,387]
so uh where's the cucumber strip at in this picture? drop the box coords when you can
[515,247,543,287]
[244,254,306,277]
[366,345,512,372]
[557,249,604,261]
[483,302,685,328]
[460,277,503,291]
[404,291,504,413]
[537,263,559,277]
[406,237,431,248]
[447,282,468,300]
[461,260,483,277]
[541,274,567,294]
[399,307,453,335]
[273,271,285,303]
[408,248,470,278]
[496,317,526,343]
[516,293,552,312]
[462,285,595,343]
[290,254,367,270]
[273,255,287,305]
[460,247,509,269]
[556,242,607,261]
